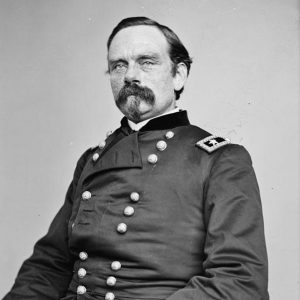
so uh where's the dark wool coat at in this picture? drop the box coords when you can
[4,111,269,300]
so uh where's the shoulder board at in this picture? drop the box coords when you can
[90,143,100,151]
[90,140,106,151]
[90,145,98,151]
[196,135,230,153]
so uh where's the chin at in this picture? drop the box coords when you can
[121,107,142,123]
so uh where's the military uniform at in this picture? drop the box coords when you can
[4,111,269,300]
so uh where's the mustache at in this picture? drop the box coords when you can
[116,83,155,106]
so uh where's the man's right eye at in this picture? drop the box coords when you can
[112,63,127,72]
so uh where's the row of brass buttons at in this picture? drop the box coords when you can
[76,130,174,299]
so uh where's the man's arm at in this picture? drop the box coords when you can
[166,145,269,300]
[3,149,91,300]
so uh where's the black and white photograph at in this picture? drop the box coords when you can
[0,1,299,299]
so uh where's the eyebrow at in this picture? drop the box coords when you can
[108,58,127,66]
[108,53,160,64]
[137,54,160,61]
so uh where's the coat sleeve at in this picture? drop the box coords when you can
[166,145,269,300]
[3,149,91,300]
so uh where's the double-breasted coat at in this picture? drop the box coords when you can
[4,111,269,300]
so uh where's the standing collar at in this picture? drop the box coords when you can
[127,107,180,131]
[120,110,190,132]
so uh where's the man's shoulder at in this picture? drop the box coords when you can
[178,124,231,154]
[73,147,94,173]
[179,124,251,161]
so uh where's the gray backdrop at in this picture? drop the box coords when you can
[0,0,299,299]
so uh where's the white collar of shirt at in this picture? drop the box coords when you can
[127,107,181,131]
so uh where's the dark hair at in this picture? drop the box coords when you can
[107,17,193,100]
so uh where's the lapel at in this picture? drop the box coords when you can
[81,131,142,184]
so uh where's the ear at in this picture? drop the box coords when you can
[173,63,188,92]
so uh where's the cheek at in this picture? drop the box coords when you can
[150,67,174,90]
[110,77,123,99]
[151,75,174,97]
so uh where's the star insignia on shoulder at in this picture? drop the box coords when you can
[196,135,231,153]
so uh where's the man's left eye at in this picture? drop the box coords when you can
[142,61,154,66]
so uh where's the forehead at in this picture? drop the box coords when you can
[108,25,170,60]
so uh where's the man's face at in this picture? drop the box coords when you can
[108,25,178,123]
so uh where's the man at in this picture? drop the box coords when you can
[4,17,269,300]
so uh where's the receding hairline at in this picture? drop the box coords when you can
[107,25,173,68]
[107,24,171,51]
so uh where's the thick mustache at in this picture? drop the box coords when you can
[116,83,155,105]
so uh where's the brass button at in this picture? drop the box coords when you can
[124,206,134,217]
[105,292,115,300]
[92,153,99,161]
[106,276,117,286]
[147,154,158,164]
[156,140,167,151]
[165,131,174,139]
[82,191,91,200]
[77,285,86,295]
[130,192,140,202]
[78,268,87,279]
[111,261,121,271]
[117,223,127,234]
[99,141,106,149]
[79,251,88,261]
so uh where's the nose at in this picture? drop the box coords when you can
[124,63,140,85]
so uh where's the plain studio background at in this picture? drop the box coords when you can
[0,0,299,299]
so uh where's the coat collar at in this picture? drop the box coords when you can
[120,110,190,132]
[80,111,191,186]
